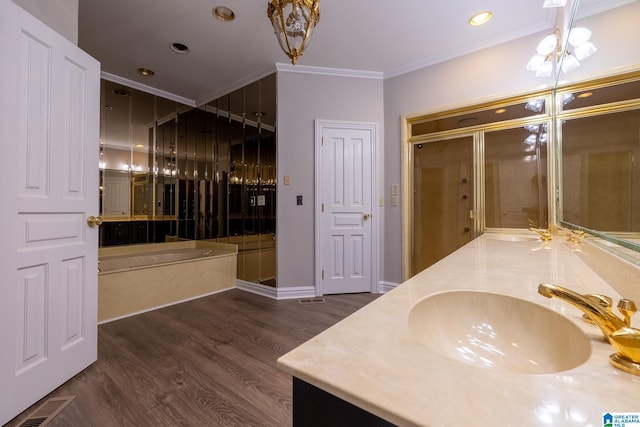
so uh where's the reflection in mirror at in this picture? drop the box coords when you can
[485,124,548,229]
[554,1,640,263]
[557,74,640,256]
[411,97,548,137]
[561,110,640,233]
[99,74,277,285]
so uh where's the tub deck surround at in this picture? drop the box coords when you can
[98,241,238,322]
[277,234,640,427]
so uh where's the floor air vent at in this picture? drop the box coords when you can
[299,298,325,304]
[18,396,75,427]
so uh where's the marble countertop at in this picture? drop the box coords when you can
[277,233,640,426]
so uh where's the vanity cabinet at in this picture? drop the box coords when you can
[293,378,394,427]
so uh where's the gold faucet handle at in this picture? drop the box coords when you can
[567,230,585,243]
[586,294,613,308]
[618,299,638,326]
[582,294,613,325]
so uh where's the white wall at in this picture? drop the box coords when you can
[382,1,640,284]
[12,0,78,44]
[276,69,384,289]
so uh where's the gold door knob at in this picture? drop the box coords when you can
[363,213,371,220]
[87,216,103,227]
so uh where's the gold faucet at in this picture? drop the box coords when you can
[529,228,553,241]
[567,229,586,243]
[538,283,640,376]
[528,220,552,241]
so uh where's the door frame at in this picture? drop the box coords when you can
[314,119,380,296]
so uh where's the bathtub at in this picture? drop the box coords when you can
[98,241,237,323]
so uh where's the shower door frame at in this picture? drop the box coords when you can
[403,131,482,279]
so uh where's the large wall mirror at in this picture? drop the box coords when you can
[555,2,640,264]
[99,74,277,285]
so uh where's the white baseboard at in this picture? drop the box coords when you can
[379,281,400,293]
[235,280,400,299]
[235,280,317,300]
[275,285,317,300]
[235,280,279,299]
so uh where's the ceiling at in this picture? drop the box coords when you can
[78,0,632,107]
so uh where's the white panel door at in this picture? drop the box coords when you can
[0,2,100,424]
[318,123,376,294]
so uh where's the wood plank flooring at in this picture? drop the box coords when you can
[5,289,379,427]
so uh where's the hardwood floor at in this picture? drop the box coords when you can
[5,289,379,427]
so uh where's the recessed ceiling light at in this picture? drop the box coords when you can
[170,42,190,54]
[137,67,155,77]
[134,144,144,148]
[213,6,235,21]
[495,108,507,114]
[577,92,593,98]
[458,117,479,126]
[469,12,492,26]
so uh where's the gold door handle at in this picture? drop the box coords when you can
[87,216,103,227]
[363,213,371,220]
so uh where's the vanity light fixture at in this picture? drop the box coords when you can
[267,0,320,65]
[525,98,545,113]
[526,27,596,77]
[213,6,235,21]
[562,92,575,106]
[468,11,492,26]
[137,67,155,77]
[524,123,548,146]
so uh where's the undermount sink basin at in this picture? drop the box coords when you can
[408,291,591,374]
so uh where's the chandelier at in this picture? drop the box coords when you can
[267,0,320,65]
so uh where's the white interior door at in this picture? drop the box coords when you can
[316,121,378,295]
[0,2,100,424]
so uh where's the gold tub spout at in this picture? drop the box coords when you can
[538,283,640,376]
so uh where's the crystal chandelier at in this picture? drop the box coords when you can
[267,0,320,65]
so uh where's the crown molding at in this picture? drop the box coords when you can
[101,72,197,107]
[275,63,384,80]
